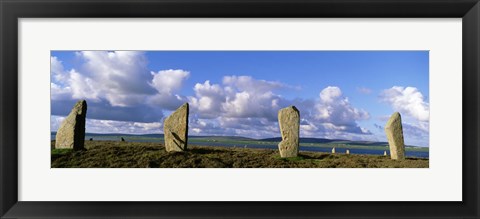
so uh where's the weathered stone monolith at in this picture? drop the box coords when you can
[55,100,87,150]
[278,106,300,158]
[164,103,189,152]
[385,112,405,160]
[346,149,350,155]
[332,147,336,154]
[383,150,387,156]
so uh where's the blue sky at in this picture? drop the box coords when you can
[50,51,429,147]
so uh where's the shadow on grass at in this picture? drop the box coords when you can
[188,147,225,155]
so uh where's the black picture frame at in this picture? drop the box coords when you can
[1,0,479,218]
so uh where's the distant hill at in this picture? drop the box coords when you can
[260,137,389,146]
[51,132,420,148]
[261,137,336,143]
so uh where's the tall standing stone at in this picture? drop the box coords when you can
[277,106,300,158]
[385,112,405,160]
[164,103,189,152]
[55,100,87,150]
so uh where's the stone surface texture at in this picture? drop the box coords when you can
[55,100,87,150]
[384,112,406,160]
[277,106,300,158]
[164,103,189,152]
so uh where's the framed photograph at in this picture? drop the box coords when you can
[1,0,479,218]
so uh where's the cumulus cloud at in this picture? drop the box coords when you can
[76,51,157,106]
[188,83,371,139]
[51,51,156,107]
[68,69,101,101]
[149,69,190,94]
[312,86,370,135]
[380,86,429,121]
[188,80,226,118]
[148,69,190,110]
[51,52,187,122]
[189,76,288,121]
[51,53,374,140]
[50,82,72,100]
[51,56,67,82]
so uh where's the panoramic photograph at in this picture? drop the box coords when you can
[50,51,429,168]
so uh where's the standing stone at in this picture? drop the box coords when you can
[383,150,387,156]
[277,106,300,158]
[385,112,405,160]
[55,100,87,150]
[331,147,336,154]
[164,103,189,152]
[346,149,350,155]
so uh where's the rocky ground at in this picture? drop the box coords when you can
[51,140,429,168]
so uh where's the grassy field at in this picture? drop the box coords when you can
[51,140,429,168]
[74,133,429,152]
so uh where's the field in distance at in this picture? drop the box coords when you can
[51,132,429,158]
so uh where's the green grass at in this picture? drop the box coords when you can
[51,140,429,168]
[51,148,72,155]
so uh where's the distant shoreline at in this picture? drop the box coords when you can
[50,132,430,148]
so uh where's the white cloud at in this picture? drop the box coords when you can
[299,119,319,137]
[148,69,190,110]
[51,53,375,140]
[380,86,429,121]
[319,86,342,103]
[188,83,371,139]
[51,52,192,116]
[51,51,157,107]
[312,86,370,134]
[189,76,288,120]
[51,115,162,134]
[50,82,72,100]
[188,80,225,118]
[77,51,156,107]
[50,52,186,130]
[223,75,288,93]
[68,69,101,101]
[51,56,67,82]
[149,69,190,94]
